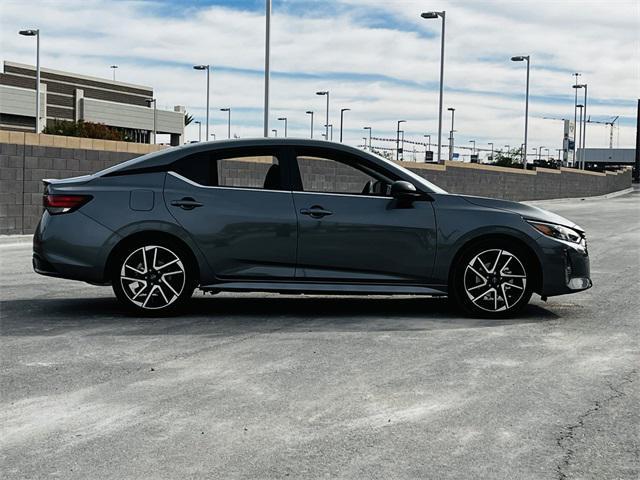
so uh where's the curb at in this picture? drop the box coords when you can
[524,187,634,206]
[0,234,33,247]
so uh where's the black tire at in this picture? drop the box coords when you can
[450,239,533,318]
[112,238,196,315]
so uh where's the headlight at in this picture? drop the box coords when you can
[527,220,584,244]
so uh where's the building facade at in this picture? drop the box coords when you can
[0,61,184,145]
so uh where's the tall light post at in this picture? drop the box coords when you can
[263,0,271,137]
[19,29,40,132]
[277,117,287,137]
[316,91,329,139]
[576,104,584,167]
[193,64,211,139]
[447,108,455,161]
[488,142,494,162]
[421,11,445,162]
[362,137,367,149]
[363,126,372,150]
[220,108,231,139]
[469,140,476,156]
[423,134,431,162]
[326,124,333,141]
[110,65,118,81]
[145,98,156,144]
[572,72,581,165]
[211,133,216,141]
[511,55,530,169]
[544,148,550,161]
[573,83,588,169]
[195,121,202,142]
[538,145,545,161]
[396,120,406,161]
[339,108,350,143]
[305,111,314,138]
[272,129,277,137]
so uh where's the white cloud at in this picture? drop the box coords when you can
[0,0,637,149]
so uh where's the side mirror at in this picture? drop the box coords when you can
[390,180,420,200]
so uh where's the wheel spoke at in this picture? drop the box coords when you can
[468,281,488,292]
[125,264,145,276]
[156,258,179,271]
[156,283,170,304]
[162,270,184,277]
[152,247,158,270]
[142,285,157,308]
[161,277,179,297]
[468,265,487,283]
[489,250,502,274]
[504,281,524,290]
[131,282,149,300]
[472,287,494,304]
[501,284,510,309]
[502,273,526,278]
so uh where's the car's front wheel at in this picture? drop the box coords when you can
[451,240,533,317]
[112,239,195,315]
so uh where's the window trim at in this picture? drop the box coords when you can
[167,171,291,194]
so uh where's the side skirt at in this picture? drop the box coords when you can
[199,281,448,296]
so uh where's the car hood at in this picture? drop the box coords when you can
[459,195,583,232]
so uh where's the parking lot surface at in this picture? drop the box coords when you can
[1,190,638,480]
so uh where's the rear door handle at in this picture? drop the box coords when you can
[171,197,203,210]
[300,206,333,218]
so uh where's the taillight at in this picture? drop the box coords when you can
[43,194,92,214]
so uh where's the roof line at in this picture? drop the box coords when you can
[3,60,153,91]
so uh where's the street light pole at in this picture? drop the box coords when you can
[447,108,455,161]
[511,55,530,169]
[572,72,581,166]
[110,65,118,81]
[363,127,372,150]
[396,120,406,161]
[576,104,584,167]
[581,84,588,169]
[538,145,545,161]
[306,111,314,138]
[19,29,40,132]
[272,129,277,137]
[263,0,271,137]
[469,139,476,157]
[220,108,231,139]
[316,91,329,139]
[339,108,350,143]
[193,64,211,139]
[195,121,202,142]
[488,142,494,162]
[421,11,445,163]
[277,117,287,137]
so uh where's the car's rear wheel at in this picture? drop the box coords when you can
[451,239,533,317]
[112,239,195,315]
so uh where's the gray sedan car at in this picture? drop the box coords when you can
[33,138,591,316]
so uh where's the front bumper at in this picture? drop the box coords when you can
[537,235,592,297]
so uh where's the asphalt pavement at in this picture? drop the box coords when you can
[1,189,638,479]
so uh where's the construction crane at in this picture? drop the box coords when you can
[586,116,619,148]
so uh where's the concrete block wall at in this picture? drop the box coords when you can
[0,131,633,235]
[0,131,164,235]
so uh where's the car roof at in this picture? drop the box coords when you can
[97,138,379,176]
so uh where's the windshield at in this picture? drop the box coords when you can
[366,151,448,194]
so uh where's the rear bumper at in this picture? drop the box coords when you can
[33,210,118,284]
[538,236,592,297]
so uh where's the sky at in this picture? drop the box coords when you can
[1,0,638,157]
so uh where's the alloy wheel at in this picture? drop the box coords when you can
[119,245,186,310]
[463,248,527,313]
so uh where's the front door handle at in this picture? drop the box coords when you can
[300,205,333,218]
[171,197,203,210]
